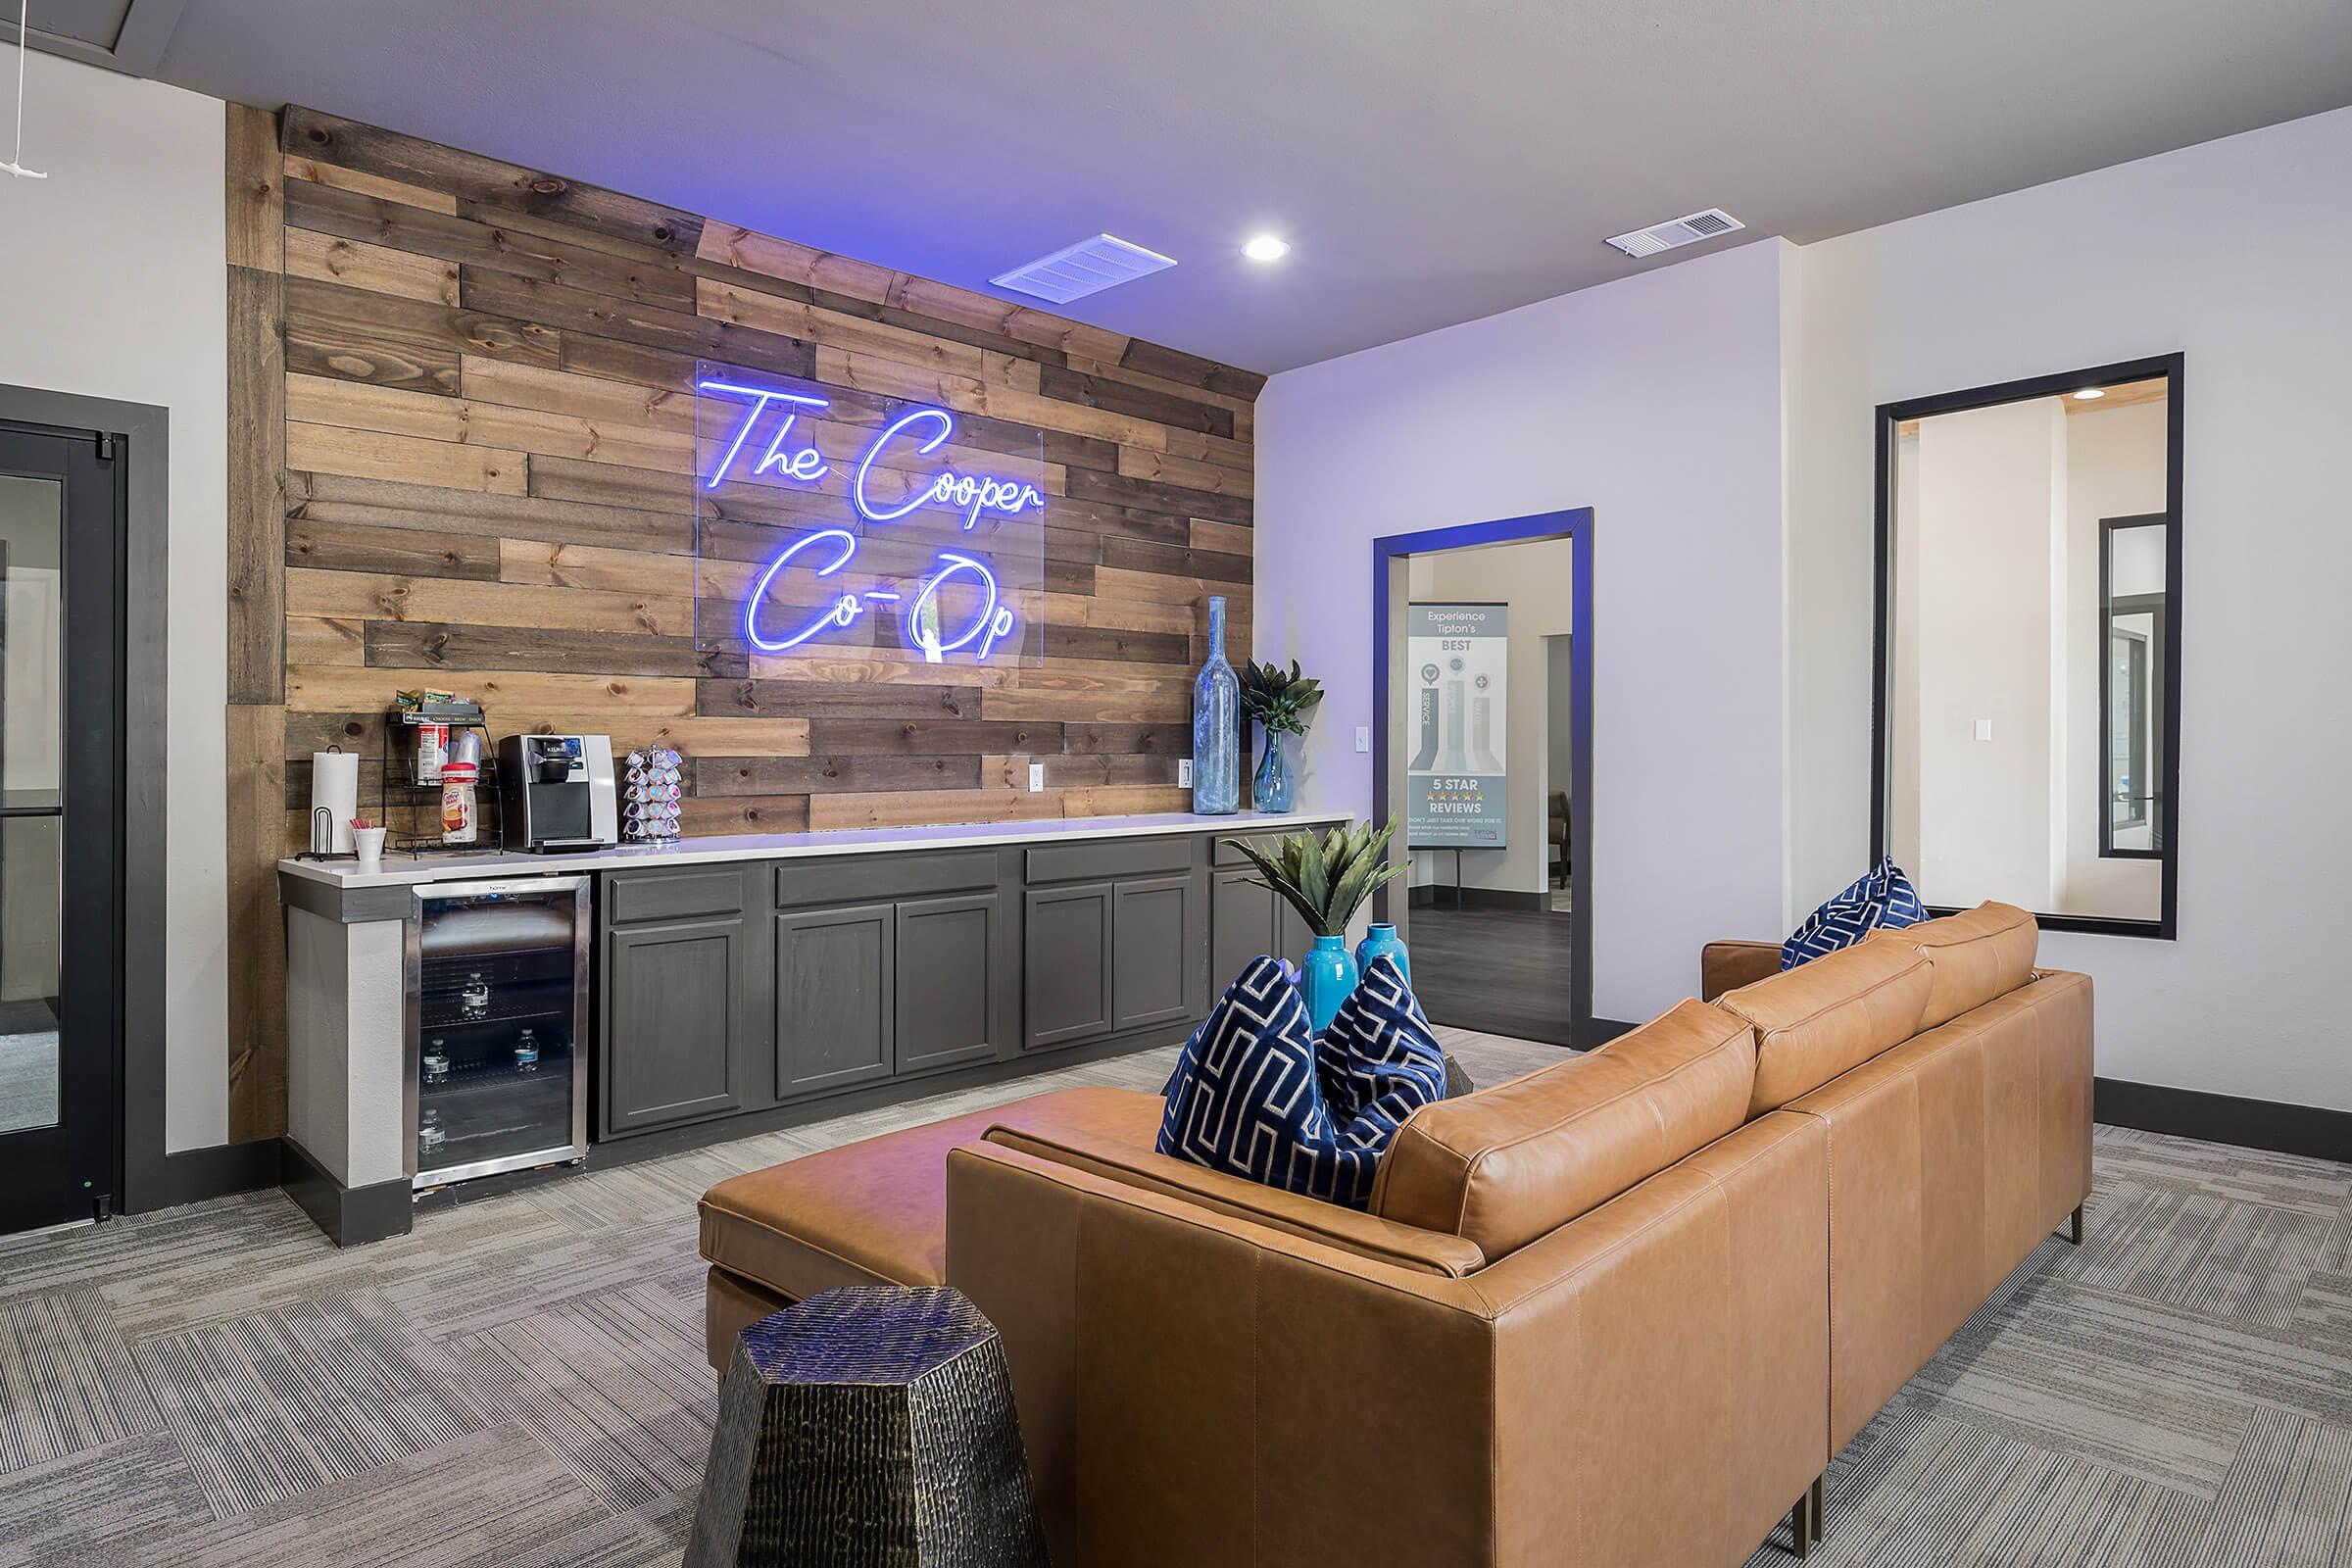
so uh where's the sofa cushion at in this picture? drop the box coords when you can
[1716,940,1933,1116]
[1781,855,1927,969]
[1156,956,1443,1209]
[982,1115,1486,1277]
[1370,999,1756,1258]
[1866,902,2039,1029]
[698,1086,1160,1302]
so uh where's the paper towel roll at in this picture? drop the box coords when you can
[311,751,361,854]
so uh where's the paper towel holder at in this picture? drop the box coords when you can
[298,744,358,861]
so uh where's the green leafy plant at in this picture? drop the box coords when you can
[1239,660,1324,737]
[1223,816,1406,939]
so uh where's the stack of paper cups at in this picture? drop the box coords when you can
[311,751,361,854]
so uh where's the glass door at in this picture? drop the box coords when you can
[407,876,588,1188]
[0,426,122,1234]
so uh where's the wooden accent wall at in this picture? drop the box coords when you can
[223,106,1261,1139]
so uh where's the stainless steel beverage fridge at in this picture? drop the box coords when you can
[405,875,590,1189]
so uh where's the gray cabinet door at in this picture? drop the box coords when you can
[1112,875,1197,1033]
[1023,882,1113,1051]
[773,903,896,1098]
[1211,868,1277,991]
[1276,902,1315,967]
[895,892,1000,1075]
[602,915,747,1137]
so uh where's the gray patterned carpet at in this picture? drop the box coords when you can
[0,1031,2343,1566]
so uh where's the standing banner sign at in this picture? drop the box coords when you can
[1405,603,1508,849]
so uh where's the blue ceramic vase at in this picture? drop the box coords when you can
[1355,922,1409,987]
[1191,596,1240,814]
[1300,936,1358,1032]
[1251,726,1296,812]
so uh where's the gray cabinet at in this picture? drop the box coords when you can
[600,866,757,1140]
[595,824,1339,1147]
[1112,875,1200,1033]
[1021,838,1205,1052]
[1210,867,1314,991]
[1023,883,1114,1050]
[894,893,1002,1074]
[773,903,896,1098]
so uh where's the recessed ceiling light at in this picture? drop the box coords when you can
[1243,234,1290,263]
[2072,387,2107,401]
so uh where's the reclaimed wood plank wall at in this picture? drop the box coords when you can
[223,105,1261,1140]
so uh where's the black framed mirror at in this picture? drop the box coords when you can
[1871,354,2182,938]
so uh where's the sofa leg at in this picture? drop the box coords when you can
[2068,1204,2084,1247]
[1811,1474,1826,1543]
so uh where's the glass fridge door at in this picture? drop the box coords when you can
[407,876,588,1188]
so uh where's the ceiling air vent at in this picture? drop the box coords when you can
[991,234,1177,304]
[1603,208,1745,260]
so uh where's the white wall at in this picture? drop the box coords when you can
[1905,399,2067,909]
[1788,103,2352,1111]
[1256,241,1789,1024]
[0,55,228,1152]
[2060,401,2166,913]
[1408,536,1574,897]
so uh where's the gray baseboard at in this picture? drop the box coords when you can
[126,1137,282,1214]
[570,1025,1194,1177]
[2095,1076,2352,1164]
[280,1138,415,1247]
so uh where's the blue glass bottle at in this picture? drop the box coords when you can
[1251,726,1296,812]
[1192,595,1240,814]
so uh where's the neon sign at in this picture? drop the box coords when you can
[697,375,1042,665]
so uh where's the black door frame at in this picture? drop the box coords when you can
[0,383,179,1219]
[0,420,125,1230]
[1869,354,2184,940]
[2099,513,2169,858]
[1371,508,1598,1049]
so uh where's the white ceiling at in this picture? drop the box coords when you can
[122,0,2352,371]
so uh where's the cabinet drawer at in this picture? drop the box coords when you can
[603,865,745,925]
[1026,836,1193,886]
[1211,832,1290,868]
[774,850,998,908]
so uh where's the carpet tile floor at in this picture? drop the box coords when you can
[0,1029,2342,1566]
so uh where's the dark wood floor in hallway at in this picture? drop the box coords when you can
[1407,904,1578,1047]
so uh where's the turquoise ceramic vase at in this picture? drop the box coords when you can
[1300,936,1357,1032]
[1355,922,1409,987]
[1251,726,1296,812]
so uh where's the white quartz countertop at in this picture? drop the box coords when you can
[278,808,1350,890]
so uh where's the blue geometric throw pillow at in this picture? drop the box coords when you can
[1314,955,1448,1138]
[1156,956,1445,1209]
[1782,856,1926,970]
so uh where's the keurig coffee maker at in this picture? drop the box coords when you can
[497,734,618,851]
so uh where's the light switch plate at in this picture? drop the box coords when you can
[1975,718,1993,742]
[1178,759,1194,788]
[1027,761,1045,792]
[1355,726,1371,753]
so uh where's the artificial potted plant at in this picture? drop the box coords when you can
[1238,659,1322,813]
[1224,816,1407,1029]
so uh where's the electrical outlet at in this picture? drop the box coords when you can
[1355,726,1371,753]
[1178,759,1194,788]
[1975,718,1993,742]
[1027,761,1045,792]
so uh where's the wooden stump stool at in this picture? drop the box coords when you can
[685,1285,1049,1568]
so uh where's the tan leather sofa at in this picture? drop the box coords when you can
[699,902,2090,1566]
